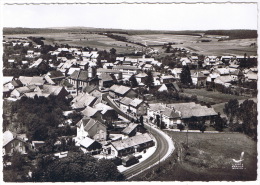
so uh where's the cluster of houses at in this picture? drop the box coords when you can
[2,36,258,164]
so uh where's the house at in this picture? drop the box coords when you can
[71,93,97,110]
[168,102,218,123]
[245,72,257,82]
[160,75,175,84]
[214,68,230,76]
[18,76,45,86]
[81,106,101,118]
[118,97,147,116]
[122,155,139,167]
[67,67,81,76]
[96,68,123,81]
[79,137,102,154]
[190,56,199,63]
[103,63,114,69]
[151,72,161,86]
[82,51,99,60]
[109,85,137,99]
[119,97,133,113]
[83,85,98,94]
[4,79,23,92]
[31,141,45,151]
[171,68,182,79]
[158,83,180,92]
[41,85,69,98]
[191,72,207,86]
[3,130,28,156]
[94,102,118,121]
[29,58,49,71]
[10,86,35,98]
[121,123,146,137]
[23,85,69,99]
[230,69,244,81]
[60,79,77,96]
[76,117,107,142]
[142,64,154,71]
[112,65,140,79]
[108,133,154,157]
[214,76,233,86]
[98,73,116,88]
[44,70,65,85]
[135,73,148,85]
[147,103,181,128]
[76,60,89,70]
[204,56,220,66]
[129,98,147,116]
[68,70,99,94]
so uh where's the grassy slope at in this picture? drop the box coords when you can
[132,132,257,181]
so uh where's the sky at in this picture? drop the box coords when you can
[2,3,258,31]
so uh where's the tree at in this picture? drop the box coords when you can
[214,114,226,132]
[10,151,26,171]
[156,114,161,128]
[140,115,144,126]
[223,99,239,124]
[238,100,257,140]
[110,48,116,55]
[180,65,192,85]
[144,70,154,88]
[35,152,125,182]
[129,75,138,87]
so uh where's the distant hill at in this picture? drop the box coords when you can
[3,27,257,39]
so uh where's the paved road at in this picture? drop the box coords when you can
[104,94,171,179]
[123,124,169,179]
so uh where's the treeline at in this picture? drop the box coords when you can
[224,99,257,140]
[101,33,146,47]
[28,37,45,46]
[205,30,257,39]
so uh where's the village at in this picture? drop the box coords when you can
[2,33,258,181]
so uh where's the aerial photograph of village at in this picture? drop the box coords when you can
[1,1,258,182]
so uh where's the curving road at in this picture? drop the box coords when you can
[104,94,172,180]
[123,123,169,179]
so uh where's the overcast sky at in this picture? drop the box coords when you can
[3,3,258,30]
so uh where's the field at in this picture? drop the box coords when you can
[4,33,142,54]
[182,38,257,56]
[182,88,247,104]
[5,32,257,56]
[133,132,257,181]
[114,33,257,56]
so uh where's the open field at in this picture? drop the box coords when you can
[5,32,257,56]
[114,33,257,55]
[4,33,142,54]
[183,88,247,104]
[133,132,257,181]
[179,38,257,56]
[168,132,257,181]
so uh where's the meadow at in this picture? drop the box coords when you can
[5,32,257,56]
[132,132,257,181]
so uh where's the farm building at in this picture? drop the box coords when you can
[108,133,154,157]
[168,102,218,124]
